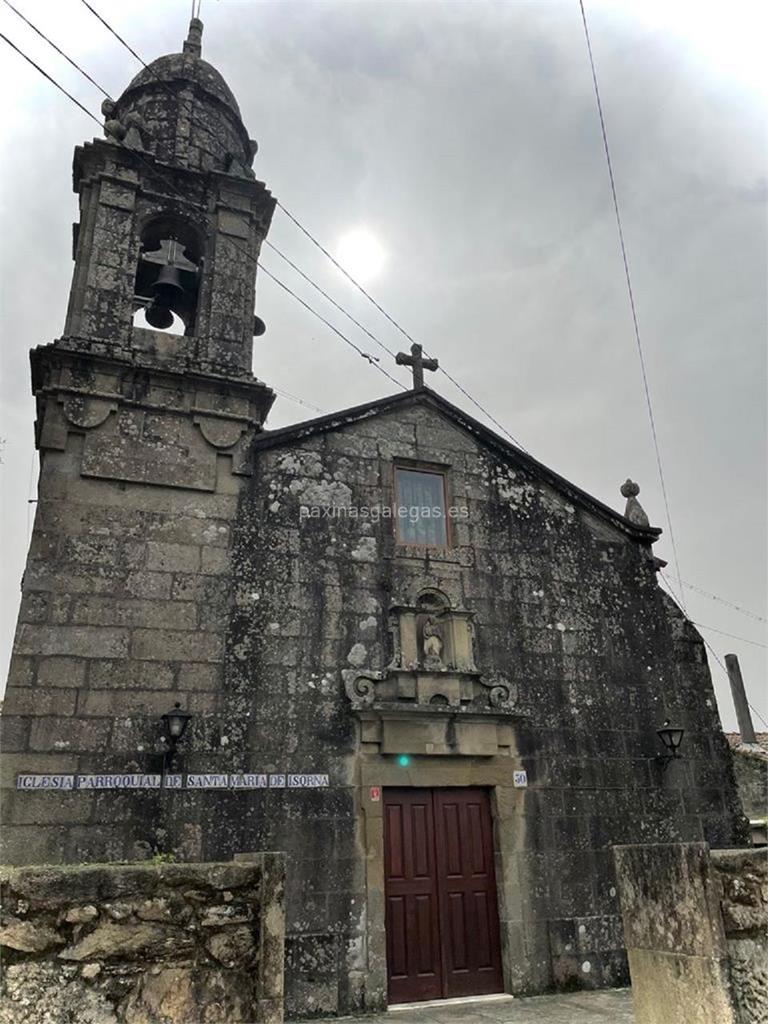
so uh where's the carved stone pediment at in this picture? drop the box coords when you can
[343,588,518,716]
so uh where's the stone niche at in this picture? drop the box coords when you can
[344,588,518,758]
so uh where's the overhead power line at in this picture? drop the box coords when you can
[74,0,530,453]
[264,241,401,364]
[0,29,402,397]
[669,572,768,731]
[78,0,147,69]
[699,633,768,732]
[692,622,767,651]
[275,201,529,453]
[259,266,405,390]
[0,30,103,128]
[273,388,325,414]
[660,573,766,649]
[663,574,766,624]
[1,0,111,98]
[9,8,766,730]
[578,1,687,613]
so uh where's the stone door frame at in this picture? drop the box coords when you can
[358,755,526,1010]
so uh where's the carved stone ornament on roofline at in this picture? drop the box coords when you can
[620,478,667,572]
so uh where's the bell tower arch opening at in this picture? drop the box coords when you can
[133,215,202,335]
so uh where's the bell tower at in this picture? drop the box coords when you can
[61,16,273,377]
[1,20,277,864]
[29,16,277,482]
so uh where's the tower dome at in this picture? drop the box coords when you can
[110,18,254,175]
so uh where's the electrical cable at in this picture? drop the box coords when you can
[659,572,766,649]
[663,574,766,624]
[8,11,766,733]
[78,0,147,69]
[76,0,530,452]
[0,30,104,128]
[258,266,406,390]
[0,29,402,396]
[578,0,686,613]
[264,241,401,363]
[658,570,768,730]
[691,622,767,650]
[272,388,325,414]
[698,633,768,732]
[1,0,111,98]
[276,201,529,452]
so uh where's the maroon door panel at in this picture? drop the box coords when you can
[383,788,504,1003]
[434,789,504,997]
[383,790,443,1003]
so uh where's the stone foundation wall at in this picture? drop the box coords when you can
[0,856,285,1024]
[713,849,768,1022]
[613,843,767,1024]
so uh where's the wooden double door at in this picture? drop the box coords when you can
[383,787,504,1003]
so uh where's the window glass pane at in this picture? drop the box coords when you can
[395,469,447,546]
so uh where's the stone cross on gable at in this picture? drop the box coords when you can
[395,343,439,390]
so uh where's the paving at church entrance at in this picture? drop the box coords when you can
[297,989,634,1023]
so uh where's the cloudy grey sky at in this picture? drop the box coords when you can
[0,0,765,730]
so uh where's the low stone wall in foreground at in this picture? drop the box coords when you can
[613,843,767,1024]
[0,855,284,1024]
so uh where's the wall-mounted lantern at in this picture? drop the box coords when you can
[656,720,685,770]
[161,702,193,771]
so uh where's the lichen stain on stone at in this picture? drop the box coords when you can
[350,537,376,562]
[346,644,368,668]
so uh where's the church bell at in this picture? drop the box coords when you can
[145,263,185,330]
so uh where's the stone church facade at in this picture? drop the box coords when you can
[0,19,746,1018]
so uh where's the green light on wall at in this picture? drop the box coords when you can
[397,755,411,767]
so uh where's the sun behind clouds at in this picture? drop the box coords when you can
[335,228,387,283]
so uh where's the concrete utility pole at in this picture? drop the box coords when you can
[725,653,758,745]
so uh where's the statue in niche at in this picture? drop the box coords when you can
[345,585,517,713]
[422,616,444,670]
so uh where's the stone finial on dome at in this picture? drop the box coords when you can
[620,479,650,527]
[183,17,203,58]
[112,20,249,173]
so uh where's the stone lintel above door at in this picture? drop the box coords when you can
[357,708,516,758]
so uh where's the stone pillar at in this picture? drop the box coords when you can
[726,654,758,745]
[613,843,768,1024]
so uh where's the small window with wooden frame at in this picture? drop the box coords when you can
[393,464,450,548]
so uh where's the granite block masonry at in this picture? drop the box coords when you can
[0,12,749,1021]
[613,843,768,1024]
[0,856,285,1024]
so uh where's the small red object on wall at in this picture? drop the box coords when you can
[370,786,381,802]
